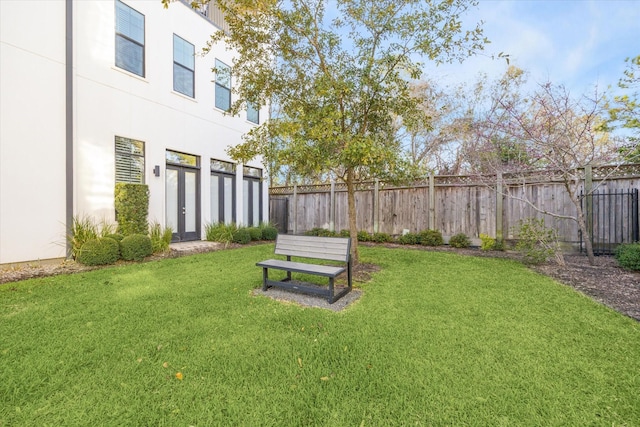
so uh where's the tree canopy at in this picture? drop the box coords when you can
[200,0,487,260]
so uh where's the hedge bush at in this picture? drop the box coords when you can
[247,227,263,241]
[261,226,278,241]
[449,233,471,248]
[120,234,153,261]
[77,237,120,266]
[371,232,393,243]
[357,231,372,242]
[232,228,251,245]
[615,243,640,271]
[419,229,443,246]
[305,227,337,237]
[114,183,149,236]
[397,232,420,245]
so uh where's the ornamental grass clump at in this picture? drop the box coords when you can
[149,222,172,254]
[120,234,153,261]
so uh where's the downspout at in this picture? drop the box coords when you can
[65,0,74,258]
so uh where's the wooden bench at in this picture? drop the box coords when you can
[256,234,352,304]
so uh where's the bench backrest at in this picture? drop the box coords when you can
[274,234,351,263]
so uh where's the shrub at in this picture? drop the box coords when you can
[513,218,564,265]
[114,183,149,236]
[149,222,172,254]
[479,233,496,251]
[205,222,237,245]
[261,225,278,241]
[397,232,420,245]
[76,237,120,266]
[120,234,153,261]
[615,243,640,271]
[449,233,471,248]
[232,228,251,244]
[247,227,263,241]
[372,232,393,243]
[419,229,443,246]
[357,231,372,242]
[104,233,124,242]
[339,229,351,238]
[305,227,336,237]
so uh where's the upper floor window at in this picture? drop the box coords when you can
[173,35,195,97]
[115,1,145,77]
[215,59,231,111]
[247,102,259,124]
[115,136,145,183]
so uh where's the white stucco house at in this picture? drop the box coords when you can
[0,0,268,265]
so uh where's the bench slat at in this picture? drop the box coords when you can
[257,259,345,277]
[274,234,350,262]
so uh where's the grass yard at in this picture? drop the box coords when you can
[1,245,639,426]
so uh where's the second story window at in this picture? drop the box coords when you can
[115,0,145,77]
[173,35,195,98]
[215,59,231,111]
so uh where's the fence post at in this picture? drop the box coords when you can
[329,181,335,232]
[293,184,298,235]
[584,165,593,239]
[429,174,435,229]
[496,172,503,243]
[373,179,379,233]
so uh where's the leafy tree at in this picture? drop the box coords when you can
[607,55,640,163]
[181,0,487,261]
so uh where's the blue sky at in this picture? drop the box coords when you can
[425,0,640,95]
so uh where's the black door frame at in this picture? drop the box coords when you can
[166,164,201,242]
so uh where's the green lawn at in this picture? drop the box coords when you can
[1,245,639,426]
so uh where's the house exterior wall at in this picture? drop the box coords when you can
[0,1,68,264]
[0,0,268,265]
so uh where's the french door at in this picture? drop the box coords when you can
[166,165,200,242]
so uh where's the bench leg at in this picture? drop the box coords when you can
[328,277,335,304]
[262,267,269,291]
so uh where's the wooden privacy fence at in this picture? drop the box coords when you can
[269,164,640,250]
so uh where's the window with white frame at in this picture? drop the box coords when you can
[115,136,145,184]
[115,0,145,77]
[247,102,259,124]
[215,59,231,111]
[173,35,195,97]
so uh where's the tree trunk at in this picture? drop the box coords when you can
[567,186,596,265]
[346,168,360,264]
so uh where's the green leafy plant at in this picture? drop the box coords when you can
[397,232,420,245]
[357,231,372,242]
[149,222,172,254]
[514,218,564,265]
[247,227,263,241]
[371,232,393,243]
[615,242,640,271]
[261,225,278,241]
[120,234,153,261]
[449,233,471,248]
[479,233,496,251]
[232,228,251,244]
[305,227,337,237]
[114,183,149,236]
[419,229,443,246]
[76,237,120,266]
[205,222,237,246]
